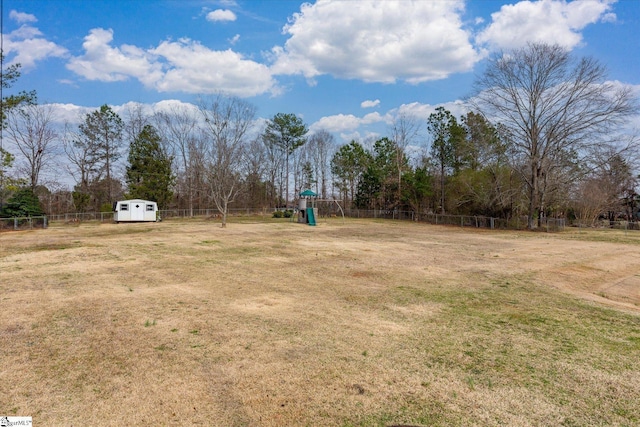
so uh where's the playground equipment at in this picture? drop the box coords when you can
[298,189,318,226]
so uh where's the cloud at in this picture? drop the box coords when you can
[476,0,617,51]
[207,9,237,22]
[229,34,241,45]
[361,99,380,108]
[309,111,391,133]
[66,29,279,98]
[270,0,480,84]
[151,39,278,97]
[9,10,37,23]
[3,23,68,70]
[67,28,162,84]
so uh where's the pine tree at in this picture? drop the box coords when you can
[125,125,174,209]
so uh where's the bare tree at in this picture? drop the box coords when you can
[242,135,269,208]
[122,103,151,145]
[262,131,285,206]
[154,104,200,215]
[307,129,335,198]
[389,113,421,202]
[5,103,59,190]
[199,95,256,227]
[472,43,638,229]
[63,123,101,212]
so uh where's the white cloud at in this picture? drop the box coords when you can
[207,9,237,22]
[9,10,37,23]
[310,114,364,133]
[66,29,279,98]
[3,24,68,70]
[361,99,380,108]
[229,34,241,45]
[309,111,391,134]
[270,0,480,84]
[393,100,468,121]
[151,39,278,97]
[476,0,617,51]
[67,28,161,84]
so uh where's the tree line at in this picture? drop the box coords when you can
[1,43,638,229]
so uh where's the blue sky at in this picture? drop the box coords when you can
[3,0,639,144]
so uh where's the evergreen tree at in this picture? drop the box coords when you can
[77,104,124,205]
[263,113,307,208]
[1,187,44,217]
[125,125,174,209]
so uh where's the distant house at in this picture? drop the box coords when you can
[113,199,158,222]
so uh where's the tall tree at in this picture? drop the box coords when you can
[1,54,36,208]
[125,125,174,209]
[199,95,256,228]
[241,135,270,208]
[427,107,465,214]
[389,113,420,203]
[307,129,335,198]
[331,140,371,207]
[263,113,307,208]
[472,42,638,229]
[78,104,124,205]
[5,103,58,190]
[154,104,201,215]
[64,124,101,212]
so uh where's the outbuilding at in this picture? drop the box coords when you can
[113,199,158,222]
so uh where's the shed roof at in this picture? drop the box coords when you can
[299,189,317,197]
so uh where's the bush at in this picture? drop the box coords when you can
[272,210,284,218]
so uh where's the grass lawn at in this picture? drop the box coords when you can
[1,218,639,426]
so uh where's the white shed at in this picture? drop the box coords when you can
[113,199,158,222]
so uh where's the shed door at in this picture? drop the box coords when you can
[131,202,145,221]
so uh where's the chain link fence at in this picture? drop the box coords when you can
[4,208,573,233]
[0,215,48,231]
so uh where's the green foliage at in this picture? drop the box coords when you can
[263,113,308,206]
[263,113,308,155]
[427,107,466,214]
[1,54,37,129]
[1,187,44,217]
[72,191,91,213]
[125,125,175,209]
[1,148,21,207]
[272,209,293,218]
[331,140,371,205]
[76,104,124,204]
[402,166,432,213]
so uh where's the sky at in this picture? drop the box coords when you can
[2,0,639,146]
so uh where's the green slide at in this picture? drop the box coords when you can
[306,208,316,226]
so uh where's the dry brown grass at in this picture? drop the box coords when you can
[1,218,640,426]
